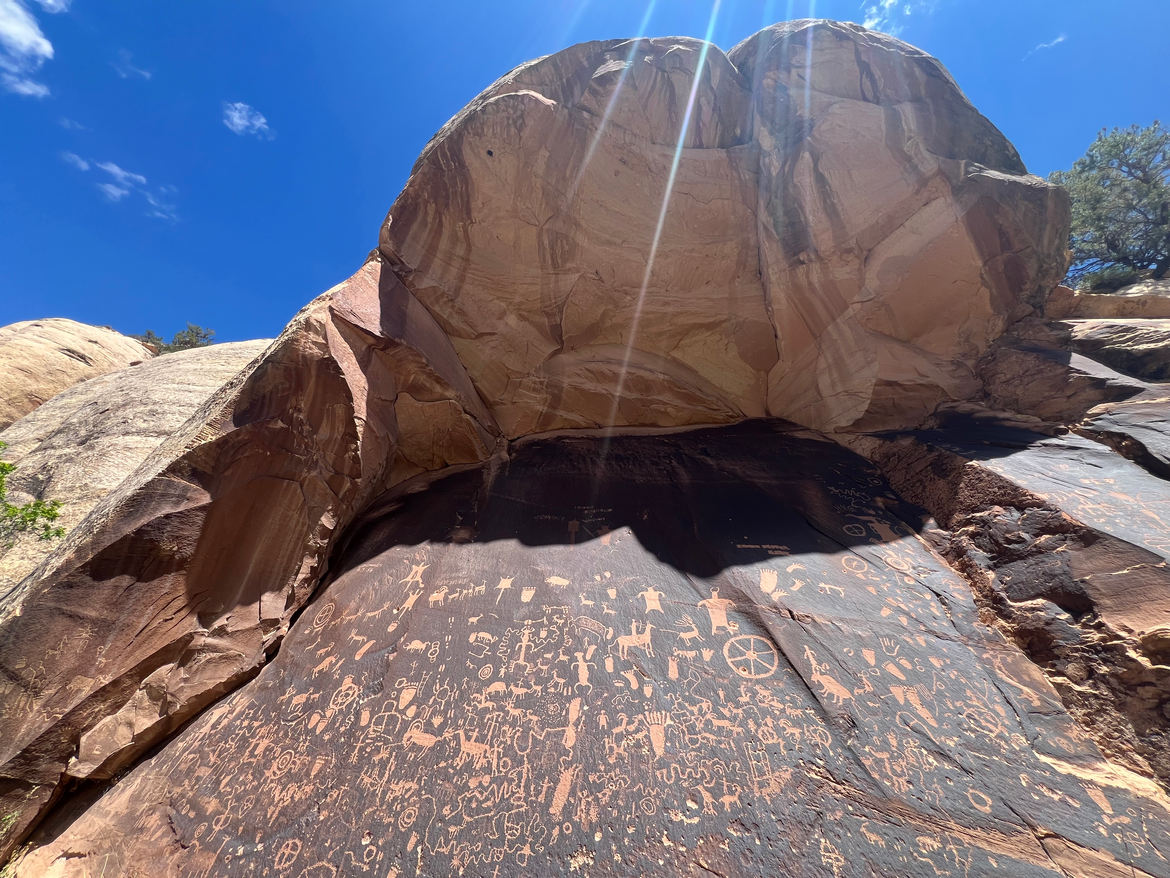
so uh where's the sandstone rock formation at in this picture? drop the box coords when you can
[0,318,152,429]
[1055,319,1170,381]
[382,20,1068,436]
[1048,279,1170,320]
[0,261,501,860]
[0,340,271,590]
[3,18,1168,878]
[11,421,1170,878]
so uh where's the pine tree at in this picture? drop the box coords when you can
[1050,122,1170,290]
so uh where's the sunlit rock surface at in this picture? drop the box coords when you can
[0,318,151,429]
[0,340,271,590]
[1048,280,1170,320]
[4,19,1167,877]
[382,20,1068,436]
[15,423,1170,877]
[0,262,500,859]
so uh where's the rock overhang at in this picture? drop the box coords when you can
[380,19,1069,438]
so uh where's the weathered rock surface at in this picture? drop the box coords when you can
[0,319,152,429]
[383,20,1067,436]
[0,260,500,860]
[845,410,1170,796]
[0,19,1160,877]
[1081,394,1170,482]
[979,338,1148,424]
[1052,319,1170,381]
[0,340,271,590]
[1048,280,1170,320]
[13,422,1170,877]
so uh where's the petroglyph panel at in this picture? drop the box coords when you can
[14,423,1170,876]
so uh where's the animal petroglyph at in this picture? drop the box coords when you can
[616,622,655,660]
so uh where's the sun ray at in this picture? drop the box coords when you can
[599,0,724,449]
[563,0,659,209]
[803,0,817,122]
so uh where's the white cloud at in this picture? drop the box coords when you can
[112,48,150,80]
[66,152,178,219]
[31,0,69,11]
[58,115,85,128]
[94,161,178,219]
[97,182,130,201]
[222,101,272,138]
[1023,33,1067,60]
[2,71,45,94]
[59,149,87,170]
[144,186,179,221]
[96,160,147,187]
[861,0,936,35]
[0,0,53,96]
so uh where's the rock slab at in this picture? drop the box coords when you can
[13,422,1170,877]
[0,339,271,590]
[0,319,151,429]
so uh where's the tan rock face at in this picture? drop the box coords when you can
[0,318,152,429]
[13,423,1170,878]
[0,20,1081,867]
[1047,279,1170,320]
[382,20,1068,436]
[0,261,500,859]
[0,340,271,590]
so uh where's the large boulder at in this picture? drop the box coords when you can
[382,20,1068,436]
[0,262,500,859]
[1057,318,1170,381]
[0,340,271,590]
[0,20,1129,875]
[0,319,152,429]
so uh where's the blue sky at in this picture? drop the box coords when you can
[2,0,1167,343]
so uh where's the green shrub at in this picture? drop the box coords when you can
[0,442,64,548]
[132,323,215,354]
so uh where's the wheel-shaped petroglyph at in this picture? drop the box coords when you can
[723,635,779,679]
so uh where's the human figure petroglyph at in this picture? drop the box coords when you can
[401,564,428,587]
[402,592,425,618]
[637,585,665,613]
[697,588,736,635]
[511,627,535,674]
[572,652,594,692]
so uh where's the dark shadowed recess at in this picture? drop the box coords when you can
[329,419,932,583]
[883,406,1071,459]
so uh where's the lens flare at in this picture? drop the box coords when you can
[601,0,724,441]
[564,0,659,208]
[803,0,817,120]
